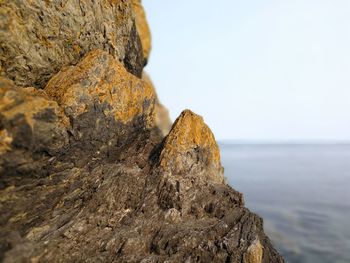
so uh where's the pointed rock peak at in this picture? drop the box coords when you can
[158,110,223,181]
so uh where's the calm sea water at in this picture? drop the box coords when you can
[220,143,350,263]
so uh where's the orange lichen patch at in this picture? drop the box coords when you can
[159,110,221,168]
[131,0,151,59]
[0,129,13,155]
[45,49,156,126]
[0,78,68,129]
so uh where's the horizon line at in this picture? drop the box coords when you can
[217,139,350,145]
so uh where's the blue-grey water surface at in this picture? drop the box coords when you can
[220,143,350,263]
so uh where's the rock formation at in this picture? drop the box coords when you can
[0,0,144,88]
[0,1,284,263]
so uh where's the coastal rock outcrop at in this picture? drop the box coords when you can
[0,0,144,88]
[158,110,223,183]
[132,0,152,61]
[0,77,69,176]
[0,1,285,263]
[45,49,155,126]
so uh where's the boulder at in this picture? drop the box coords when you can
[158,110,223,182]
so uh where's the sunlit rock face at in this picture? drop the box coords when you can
[0,0,144,88]
[0,1,284,263]
[0,77,69,176]
[158,110,223,183]
[132,0,152,61]
[45,49,156,126]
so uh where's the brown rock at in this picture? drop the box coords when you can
[0,129,12,155]
[0,0,144,88]
[243,239,263,263]
[45,49,155,127]
[158,110,223,182]
[0,88,284,263]
[0,77,69,176]
[132,0,152,61]
[0,1,285,263]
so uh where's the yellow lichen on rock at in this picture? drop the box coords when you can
[159,110,221,175]
[0,77,69,157]
[0,87,63,129]
[0,77,68,130]
[0,0,142,88]
[0,129,12,155]
[243,239,263,263]
[45,49,156,127]
[131,0,152,60]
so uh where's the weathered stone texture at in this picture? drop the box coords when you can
[45,49,155,126]
[0,0,144,88]
[0,77,69,176]
[158,110,222,182]
[132,0,152,61]
[0,1,284,263]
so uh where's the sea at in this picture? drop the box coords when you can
[219,142,350,263]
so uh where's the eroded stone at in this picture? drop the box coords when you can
[158,110,223,182]
[0,0,144,88]
[0,1,284,262]
[132,0,152,61]
[0,77,69,176]
[45,49,155,127]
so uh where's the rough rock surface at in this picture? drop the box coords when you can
[132,0,152,61]
[0,1,284,263]
[0,0,144,88]
[158,110,222,183]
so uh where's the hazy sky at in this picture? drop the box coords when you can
[143,0,350,141]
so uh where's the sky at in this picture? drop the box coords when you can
[143,0,350,141]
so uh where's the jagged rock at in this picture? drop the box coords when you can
[0,1,284,262]
[0,77,69,176]
[0,0,144,88]
[0,76,284,261]
[142,72,172,136]
[45,49,155,127]
[0,78,284,262]
[158,110,223,183]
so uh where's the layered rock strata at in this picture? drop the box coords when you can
[0,1,284,263]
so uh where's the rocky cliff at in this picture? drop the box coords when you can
[0,1,284,262]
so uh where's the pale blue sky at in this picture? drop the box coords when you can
[143,0,350,141]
